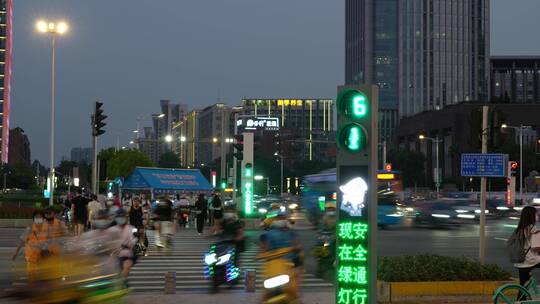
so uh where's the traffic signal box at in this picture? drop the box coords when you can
[536,138,540,154]
[336,85,378,304]
[507,161,517,207]
[92,101,107,137]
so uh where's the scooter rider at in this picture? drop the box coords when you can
[259,210,304,283]
[110,209,138,283]
[220,209,245,264]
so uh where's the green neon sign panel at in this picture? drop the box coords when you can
[244,182,253,215]
[338,124,366,153]
[337,166,370,304]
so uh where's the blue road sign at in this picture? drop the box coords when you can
[460,153,508,177]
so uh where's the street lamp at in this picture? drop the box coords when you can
[164,134,173,143]
[419,134,443,196]
[274,152,284,195]
[501,123,531,202]
[180,136,187,142]
[36,19,68,206]
[212,137,218,143]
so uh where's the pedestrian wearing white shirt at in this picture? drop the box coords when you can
[513,206,540,300]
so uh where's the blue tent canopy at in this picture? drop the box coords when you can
[123,167,213,192]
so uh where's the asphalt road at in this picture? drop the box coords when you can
[0,217,519,292]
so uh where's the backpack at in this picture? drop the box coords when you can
[507,231,531,263]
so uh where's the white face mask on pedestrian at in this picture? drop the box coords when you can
[34,218,43,225]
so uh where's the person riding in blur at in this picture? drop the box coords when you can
[12,210,48,281]
[259,210,304,283]
[513,206,540,300]
[220,208,245,263]
[320,203,337,232]
[110,209,137,283]
[153,198,174,248]
[129,197,148,249]
[261,203,284,230]
[105,199,120,220]
[43,207,67,256]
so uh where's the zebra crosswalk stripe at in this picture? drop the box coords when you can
[129,228,333,292]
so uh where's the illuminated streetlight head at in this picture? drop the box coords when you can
[164,135,173,142]
[158,113,165,118]
[129,141,134,144]
[212,137,218,143]
[56,22,68,34]
[36,20,48,33]
[48,22,55,31]
[254,175,264,181]
[180,136,186,142]
[501,124,508,129]
[418,134,425,140]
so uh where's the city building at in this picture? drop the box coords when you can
[240,98,335,165]
[490,56,540,104]
[138,127,159,164]
[0,0,12,163]
[171,110,199,168]
[345,0,490,140]
[195,103,234,166]
[70,147,92,165]
[397,103,539,183]
[151,100,188,161]
[8,127,30,166]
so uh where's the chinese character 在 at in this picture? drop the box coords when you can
[338,244,354,261]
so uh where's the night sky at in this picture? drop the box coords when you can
[10,0,540,166]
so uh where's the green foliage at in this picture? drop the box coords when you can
[104,149,154,179]
[1,162,36,190]
[378,254,511,282]
[158,151,182,168]
[387,149,426,187]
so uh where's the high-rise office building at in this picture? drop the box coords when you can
[171,110,199,168]
[70,147,92,165]
[490,56,540,104]
[398,0,490,117]
[0,0,12,163]
[8,127,30,166]
[345,0,490,135]
[151,100,188,161]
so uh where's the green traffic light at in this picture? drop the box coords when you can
[338,89,368,119]
[338,123,366,153]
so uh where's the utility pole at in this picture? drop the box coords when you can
[91,102,107,194]
[479,106,488,264]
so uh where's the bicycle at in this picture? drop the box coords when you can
[493,276,540,303]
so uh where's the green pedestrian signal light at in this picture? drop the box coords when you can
[220,179,227,189]
[338,124,366,153]
[107,182,113,190]
[338,90,368,119]
[244,163,252,178]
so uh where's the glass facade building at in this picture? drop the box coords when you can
[398,0,490,117]
[346,0,490,133]
[0,0,11,163]
[490,56,540,104]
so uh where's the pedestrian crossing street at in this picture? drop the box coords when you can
[129,228,334,292]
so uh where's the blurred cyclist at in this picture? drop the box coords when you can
[43,207,67,256]
[12,210,48,281]
[153,198,174,248]
[111,209,137,282]
[259,210,304,284]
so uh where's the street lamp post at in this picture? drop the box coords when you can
[37,20,68,206]
[419,134,443,196]
[502,124,531,202]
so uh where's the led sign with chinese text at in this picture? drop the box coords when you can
[236,117,280,131]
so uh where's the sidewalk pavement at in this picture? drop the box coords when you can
[126,291,334,304]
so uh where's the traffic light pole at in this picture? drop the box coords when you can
[92,134,98,194]
[479,106,488,265]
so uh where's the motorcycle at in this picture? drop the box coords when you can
[132,227,148,257]
[312,230,335,280]
[203,239,239,293]
[257,247,300,304]
[3,237,128,304]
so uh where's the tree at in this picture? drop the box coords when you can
[2,162,35,189]
[158,151,181,168]
[104,149,154,179]
[56,160,77,177]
